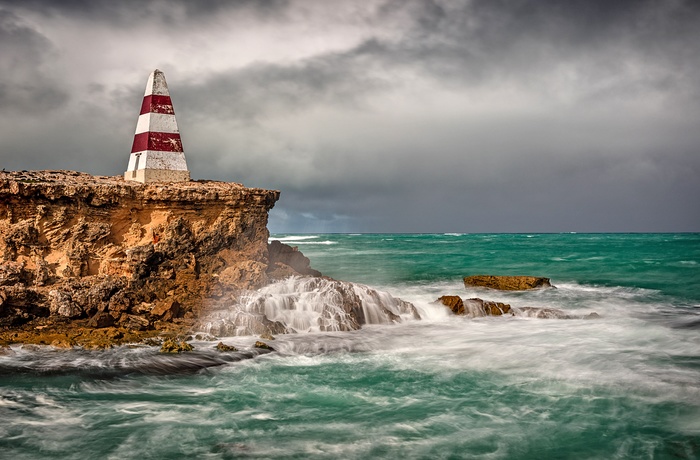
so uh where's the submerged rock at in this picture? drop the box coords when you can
[215,341,237,352]
[160,339,194,353]
[0,345,14,355]
[515,306,570,319]
[438,295,600,320]
[254,341,274,351]
[464,275,553,291]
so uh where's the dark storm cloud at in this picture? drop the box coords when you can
[374,0,700,98]
[0,0,698,231]
[177,54,390,123]
[0,0,290,24]
[169,0,700,124]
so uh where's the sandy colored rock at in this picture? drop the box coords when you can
[438,295,465,315]
[0,170,284,346]
[216,341,237,352]
[437,295,511,317]
[254,340,274,351]
[160,338,194,353]
[464,275,553,291]
[463,298,512,316]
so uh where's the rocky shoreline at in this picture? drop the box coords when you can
[0,170,318,348]
[1,171,596,350]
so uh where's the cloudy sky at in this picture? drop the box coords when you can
[1,0,698,232]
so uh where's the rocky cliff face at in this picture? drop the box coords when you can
[0,170,282,346]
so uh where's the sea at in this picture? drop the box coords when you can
[1,233,699,459]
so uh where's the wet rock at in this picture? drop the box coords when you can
[464,275,553,291]
[259,332,275,340]
[584,312,601,319]
[160,339,194,353]
[516,306,569,319]
[194,333,217,341]
[254,340,274,351]
[267,240,322,277]
[50,338,74,349]
[438,295,464,315]
[200,277,419,337]
[216,341,237,352]
[465,298,512,316]
[142,337,162,346]
[0,345,14,355]
[437,295,511,316]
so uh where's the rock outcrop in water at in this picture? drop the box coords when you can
[267,240,322,278]
[0,170,288,347]
[437,295,598,319]
[464,275,553,290]
[438,296,511,316]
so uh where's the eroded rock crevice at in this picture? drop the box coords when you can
[0,170,285,346]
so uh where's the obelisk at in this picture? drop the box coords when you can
[124,69,190,183]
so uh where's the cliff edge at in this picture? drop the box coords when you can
[0,170,287,347]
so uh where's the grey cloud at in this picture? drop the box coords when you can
[363,0,700,102]
[0,9,68,114]
[0,0,698,232]
[177,55,390,123]
[0,0,291,25]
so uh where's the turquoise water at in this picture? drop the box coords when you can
[2,233,699,459]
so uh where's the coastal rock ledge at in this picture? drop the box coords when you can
[464,275,553,291]
[0,170,292,347]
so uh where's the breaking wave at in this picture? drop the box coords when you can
[199,277,420,337]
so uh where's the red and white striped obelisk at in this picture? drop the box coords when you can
[124,69,190,183]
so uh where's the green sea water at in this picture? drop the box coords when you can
[1,233,699,459]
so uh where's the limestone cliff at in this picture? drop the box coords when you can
[0,170,283,346]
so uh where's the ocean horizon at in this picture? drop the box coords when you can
[2,232,699,459]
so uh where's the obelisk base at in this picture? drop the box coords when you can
[124,169,190,184]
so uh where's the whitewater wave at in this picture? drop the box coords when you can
[269,235,337,245]
[271,235,319,241]
[199,277,420,337]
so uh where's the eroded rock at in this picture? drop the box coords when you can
[160,339,194,353]
[438,295,464,315]
[0,170,290,346]
[216,341,237,352]
[437,295,511,316]
[267,240,322,278]
[464,275,553,291]
[254,340,274,351]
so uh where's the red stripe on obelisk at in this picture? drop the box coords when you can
[131,132,183,153]
[140,95,175,115]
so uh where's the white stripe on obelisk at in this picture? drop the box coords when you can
[134,113,179,135]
